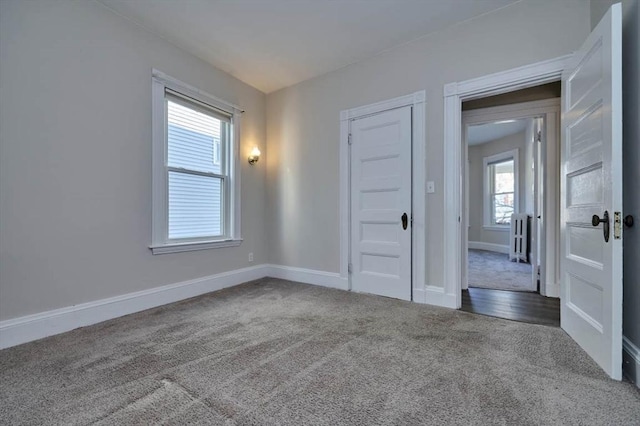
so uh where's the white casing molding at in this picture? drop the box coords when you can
[623,336,640,388]
[468,241,509,254]
[339,91,428,304]
[443,55,571,308]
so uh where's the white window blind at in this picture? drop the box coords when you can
[166,92,230,240]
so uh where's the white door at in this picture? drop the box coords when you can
[561,4,622,379]
[350,106,412,301]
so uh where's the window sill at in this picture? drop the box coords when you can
[483,226,510,232]
[150,238,242,255]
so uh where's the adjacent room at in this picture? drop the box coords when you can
[1,0,639,424]
[467,118,535,292]
[462,115,562,326]
[459,87,563,327]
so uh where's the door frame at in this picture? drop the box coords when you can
[443,55,572,308]
[339,91,426,302]
[461,99,561,295]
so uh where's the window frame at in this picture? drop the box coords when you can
[150,70,242,254]
[482,149,519,231]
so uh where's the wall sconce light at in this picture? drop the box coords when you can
[248,147,261,165]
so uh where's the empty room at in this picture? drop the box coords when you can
[1,0,639,424]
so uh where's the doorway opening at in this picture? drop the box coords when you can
[459,95,561,326]
[442,56,571,312]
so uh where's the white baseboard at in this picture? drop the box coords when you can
[468,241,509,254]
[1,262,454,350]
[0,265,268,350]
[265,264,349,291]
[264,266,459,310]
[623,336,640,388]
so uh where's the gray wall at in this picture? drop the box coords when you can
[0,0,267,320]
[468,131,529,247]
[266,0,590,289]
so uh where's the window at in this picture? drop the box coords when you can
[483,149,518,228]
[151,71,242,254]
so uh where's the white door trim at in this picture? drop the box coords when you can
[443,55,572,308]
[340,91,426,302]
[461,99,561,296]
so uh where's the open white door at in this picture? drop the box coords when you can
[350,106,412,301]
[561,3,622,379]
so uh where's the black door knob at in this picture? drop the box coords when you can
[592,214,606,226]
[624,215,634,228]
[592,211,610,242]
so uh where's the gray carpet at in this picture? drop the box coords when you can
[1,278,639,425]
[469,249,534,292]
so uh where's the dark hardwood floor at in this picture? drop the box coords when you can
[461,287,560,327]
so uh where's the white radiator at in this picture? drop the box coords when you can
[509,214,529,263]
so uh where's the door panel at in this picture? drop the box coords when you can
[561,3,622,379]
[350,106,412,301]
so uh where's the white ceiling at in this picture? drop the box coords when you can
[467,119,529,146]
[98,0,518,93]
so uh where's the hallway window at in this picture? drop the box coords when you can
[483,149,518,227]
